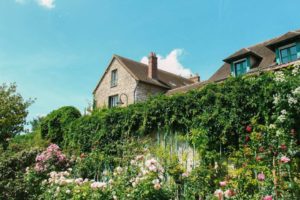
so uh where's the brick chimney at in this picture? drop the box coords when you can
[148,52,158,79]
[189,73,200,83]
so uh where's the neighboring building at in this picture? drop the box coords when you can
[93,53,199,108]
[167,29,300,95]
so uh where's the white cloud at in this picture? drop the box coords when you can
[37,0,55,9]
[141,49,193,78]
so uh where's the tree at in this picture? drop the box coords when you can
[0,83,33,150]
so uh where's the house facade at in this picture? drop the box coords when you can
[93,53,199,108]
[94,29,300,106]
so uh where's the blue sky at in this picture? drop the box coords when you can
[1,0,300,122]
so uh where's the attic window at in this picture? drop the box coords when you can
[231,58,249,76]
[111,69,118,87]
[279,43,297,64]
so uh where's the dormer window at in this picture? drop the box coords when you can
[111,69,118,87]
[233,59,248,76]
[279,43,297,64]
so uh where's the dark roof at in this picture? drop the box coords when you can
[266,30,300,49]
[209,29,300,82]
[168,29,300,94]
[166,80,211,95]
[93,55,193,93]
[223,48,262,63]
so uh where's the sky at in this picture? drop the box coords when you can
[1,0,300,122]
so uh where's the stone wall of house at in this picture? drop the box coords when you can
[135,82,167,102]
[94,58,137,108]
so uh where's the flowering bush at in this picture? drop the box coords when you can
[34,143,68,173]
[37,154,174,200]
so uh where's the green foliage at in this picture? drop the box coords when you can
[0,148,40,200]
[0,83,33,150]
[40,106,81,145]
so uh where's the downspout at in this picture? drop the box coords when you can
[133,80,139,104]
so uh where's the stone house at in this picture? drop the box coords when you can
[94,29,300,107]
[93,52,199,108]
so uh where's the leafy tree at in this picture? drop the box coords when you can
[0,83,33,150]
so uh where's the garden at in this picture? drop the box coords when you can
[0,62,300,200]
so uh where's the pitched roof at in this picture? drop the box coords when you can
[209,29,300,82]
[166,80,211,95]
[93,55,193,93]
[266,30,300,49]
[168,29,300,94]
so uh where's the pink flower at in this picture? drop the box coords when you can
[224,189,235,198]
[280,144,287,151]
[263,195,272,200]
[280,156,290,163]
[246,125,252,133]
[219,181,227,187]
[257,173,265,181]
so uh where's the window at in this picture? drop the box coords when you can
[279,44,297,64]
[233,59,248,76]
[108,95,119,108]
[111,69,118,87]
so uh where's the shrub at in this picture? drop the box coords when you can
[40,106,81,145]
[0,148,40,200]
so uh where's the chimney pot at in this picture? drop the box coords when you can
[148,52,158,79]
[189,73,200,83]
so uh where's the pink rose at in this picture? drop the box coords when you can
[280,156,290,163]
[224,189,235,198]
[219,181,227,187]
[257,172,265,181]
[263,195,272,200]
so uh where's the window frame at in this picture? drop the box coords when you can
[233,58,248,76]
[279,43,297,64]
[108,94,119,108]
[111,69,118,87]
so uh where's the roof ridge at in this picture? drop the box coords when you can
[114,54,192,81]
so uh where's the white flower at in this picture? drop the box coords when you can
[132,181,137,187]
[66,189,71,194]
[130,160,136,165]
[278,114,286,122]
[281,109,287,115]
[152,179,160,185]
[288,95,298,105]
[276,130,284,137]
[292,62,300,75]
[115,167,123,174]
[214,189,223,198]
[113,195,118,200]
[102,170,109,176]
[274,71,285,82]
[273,94,280,105]
[292,87,300,95]
[91,181,107,190]
[269,124,276,129]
